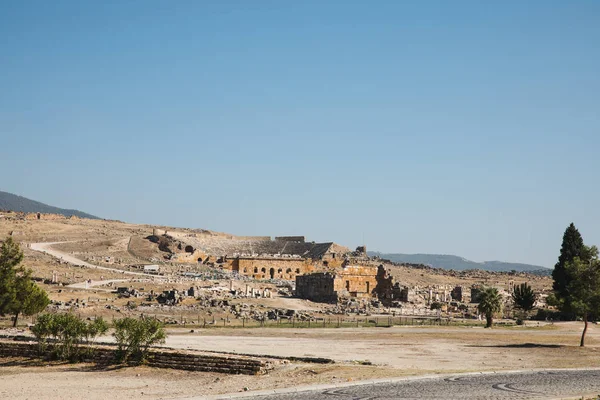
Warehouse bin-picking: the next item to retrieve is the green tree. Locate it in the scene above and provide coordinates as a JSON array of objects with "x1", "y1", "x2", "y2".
[
  {"x1": 0, "y1": 237, "x2": 24, "y2": 315},
  {"x1": 0, "y1": 236, "x2": 49, "y2": 326},
  {"x1": 564, "y1": 254, "x2": 600, "y2": 347},
  {"x1": 512, "y1": 283, "x2": 536, "y2": 314},
  {"x1": 477, "y1": 287, "x2": 503, "y2": 328},
  {"x1": 11, "y1": 270, "x2": 50, "y2": 326},
  {"x1": 113, "y1": 317, "x2": 167, "y2": 364},
  {"x1": 552, "y1": 223, "x2": 585, "y2": 308}
]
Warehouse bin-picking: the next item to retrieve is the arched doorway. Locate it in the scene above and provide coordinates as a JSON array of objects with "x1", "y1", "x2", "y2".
[{"x1": 269, "y1": 268, "x2": 275, "y2": 279}]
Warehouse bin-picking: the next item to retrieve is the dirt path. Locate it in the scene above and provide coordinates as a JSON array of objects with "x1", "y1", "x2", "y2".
[
  {"x1": 30, "y1": 241, "x2": 154, "y2": 277},
  {"x1": 67, "y1": 279, "x2": 129, "y2": 290}
]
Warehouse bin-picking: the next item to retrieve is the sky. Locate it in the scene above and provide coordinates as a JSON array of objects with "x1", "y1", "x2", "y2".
[{"x1": 1, "y1": 1, "x2": 599, "y2": 268}]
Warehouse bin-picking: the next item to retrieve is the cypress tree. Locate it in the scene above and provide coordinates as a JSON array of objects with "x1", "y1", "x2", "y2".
[{"x1": 552, "y1": 223, "x2": 584, "y2": 302}]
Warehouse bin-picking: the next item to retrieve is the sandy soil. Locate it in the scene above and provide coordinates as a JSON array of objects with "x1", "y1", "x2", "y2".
[
  {"x1": 163, "y1": 322, "x2": 600, "y2": 371},
  {"x1": 2, "y1": 323, "x2": 598, "y2": 399},
  {"x1": 0, "y1": 358, "x2": 402, "y2": 400}
]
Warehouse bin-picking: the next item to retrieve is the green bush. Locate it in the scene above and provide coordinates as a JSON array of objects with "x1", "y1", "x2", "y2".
[
  {"x1": 32, "y1": 313, "x2": 109, "y2": 361},
  {"x1": 113, "y1": 317, "x2": 166, "y2": 364}
]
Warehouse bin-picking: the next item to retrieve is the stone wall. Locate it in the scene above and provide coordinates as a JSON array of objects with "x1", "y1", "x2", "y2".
[
  {"x1": 232, "y1": 258, "x2": 315, "y2": 280},
  {"x1": 451, "y1": 286, "x2": 471, "y2": 303},
  {"x1": 333, "y1": 265, "x2": 378, "y2": 298},
  {"x1": 24, "y1": 213, "x2": 67, "y2": 221},
  {"x1": 170, "y1": 249, "x2": 208, "y2": 264},
  {"x1": 296, "y1": 265, "x2": 379, "y2": 303},
  {"x1": 295, "y1": 272, "x2": 337, "y2": 303},
  {"x1": 0, "y1": 341, "x2": 271, "y2": 375},
  {"x1": 373, "y1": 265, "x2": 405, "y2": 306},
  {"x1": 233, "y1": 236, "x2": 272, "y2": 241},
  {"x1": 275, "y1": 236, "x2": 305, "y2": 243}
]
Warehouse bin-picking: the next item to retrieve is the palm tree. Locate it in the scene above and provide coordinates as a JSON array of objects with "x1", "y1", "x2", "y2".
[{"x1": 477, "y1": 287, "x2": 502, "y2": 328}]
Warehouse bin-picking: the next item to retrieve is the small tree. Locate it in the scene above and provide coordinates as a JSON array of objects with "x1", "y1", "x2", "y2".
[
  {"x1": 113, "y1": 317, "x2": 166, "y2": 364},
  {"x1": 0, "y1": 237, "x2": 50, "y2": 326},
  {"x1": 512, "y1": 282, "x2": 536, "y2": 320},
  {"x1": 0, "y1": 237, "x2": 24, "y2": 315},
  {"x1": 564, "y1": 256, "x2": 600, "y2": 347},
  {"x1": 477, "y1": 287, "x2": 502, "y2": 328},
  {"x1": 11, "y1": 270, "x2": 50, "y2": 326}
]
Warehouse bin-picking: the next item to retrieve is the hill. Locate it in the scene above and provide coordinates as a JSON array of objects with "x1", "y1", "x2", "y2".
[
  {"x1": 0, "y1": 190, "x2": 99, "y2": 219},
  {"x1": 369, "y1": 252, "x2": 551, "y2": 274}
]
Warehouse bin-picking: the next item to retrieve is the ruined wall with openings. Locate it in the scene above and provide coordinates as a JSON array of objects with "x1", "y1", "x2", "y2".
[
  {"x1": 296, "y1": 264, "x2": 379, "y2": 303},
  {"x1": 232, "y1": 258, "x2": 315, "y2": 280},
  {"x1": 169, "y1": 249, "x2": 209, "y2": 264},
  {"x1": 332, "y1": 265, "x2": 378, "y2": 298}
]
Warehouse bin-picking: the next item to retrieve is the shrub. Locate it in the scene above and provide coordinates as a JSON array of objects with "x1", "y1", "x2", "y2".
[
  {"x1": 113, "y1": 317, "x2": 166, "y2": 364},
  {"x1": 32, "y1": 313, "x2": 109, "y2": 361}
]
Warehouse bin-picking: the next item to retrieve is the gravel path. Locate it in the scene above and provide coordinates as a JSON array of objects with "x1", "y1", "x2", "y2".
[{"x1": 226, "y1": 369, "x2": 600, "y2": 400}]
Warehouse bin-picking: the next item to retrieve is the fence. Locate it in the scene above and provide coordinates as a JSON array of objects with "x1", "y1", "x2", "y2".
[{"x1": 152, "y1": 315, "x2": 493, "y2": 329}]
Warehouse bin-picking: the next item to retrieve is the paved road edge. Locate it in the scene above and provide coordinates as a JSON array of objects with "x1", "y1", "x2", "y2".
[{"x1": 178, "y1": 367, "x2": 600, "y2": 400}]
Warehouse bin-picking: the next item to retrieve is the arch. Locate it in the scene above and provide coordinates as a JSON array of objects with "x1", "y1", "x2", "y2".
[
  {"x1": 243, "y1": 268, "x2": 247, "y2": 273},
  {"x1": 254, "y1": 267, "x2": 258, "y2": 273},
  {"x1": 286, "y1": 268, "x2": 292, "y2": 274},
  {"x1": 295, "y1": 268, "x2": 300, "y2": 274},
  {"x1": 269, "y1": 268, "x2": 275, "y2": 279},
  {"x1": 261, "y1": 267, "x2": 266, "y2": 273},
  {"x1": 277, "y1": 268, "x2": 282, "y2": 274},
  {"x1": 184, "y1": 245, "x2": 194, "y2": 253}
]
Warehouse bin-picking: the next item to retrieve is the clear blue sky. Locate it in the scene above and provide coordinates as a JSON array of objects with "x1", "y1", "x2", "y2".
[{"x1": 1, "y1": 1, "x2": 599, "y2": 267}]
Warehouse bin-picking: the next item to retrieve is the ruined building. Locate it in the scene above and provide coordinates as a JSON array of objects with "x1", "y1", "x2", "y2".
[
  {"x1": 295, "y1": 264, "x2": 379, "y2": 303},
  {"x1": 158, "y1": 232, "x2": 349, "y2": 281}
]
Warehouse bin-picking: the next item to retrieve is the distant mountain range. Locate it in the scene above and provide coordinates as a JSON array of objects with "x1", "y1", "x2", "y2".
[
  {"x1": 369, "y1": 252, "x2": 551, "y2": 274},
  {"x1": 0, "y1": 190, "x2": 99, "y2": 219}
]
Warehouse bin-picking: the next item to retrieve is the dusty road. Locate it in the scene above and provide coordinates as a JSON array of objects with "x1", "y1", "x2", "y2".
[{"x1": 30, "y1": 241, "x2": 153, "y2": 277}]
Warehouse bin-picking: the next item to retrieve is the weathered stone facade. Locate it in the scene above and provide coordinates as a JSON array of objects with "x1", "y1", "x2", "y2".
[
  {"x1": 295, "y1": 272, "x2": 337, "y2": 303},
  {"x1": 373, "y1": 265, "x2": 406, "y2": 306},
  {"x1": 232, "y1": 257, "x2": 315, "y2": 280},
  {"x1": 295, "y1": 264, "x2": 379, "y2": 303}
]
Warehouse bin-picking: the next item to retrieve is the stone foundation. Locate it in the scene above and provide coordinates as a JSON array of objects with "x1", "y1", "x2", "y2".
[{"x1": 0, "y1": 341, "x2": 271, "y2": 375}]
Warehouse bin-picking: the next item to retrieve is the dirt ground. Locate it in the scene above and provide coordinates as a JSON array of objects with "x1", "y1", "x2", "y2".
[
  {"x1": 163, "y1": 322, "x2": 600, "y2": 371},
  {"x1": 1, "y1": 322, "x2": 599, "y2": 399}
]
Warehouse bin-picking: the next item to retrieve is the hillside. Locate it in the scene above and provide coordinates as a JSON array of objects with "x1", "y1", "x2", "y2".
[
  {"x1": 0, "y1": 190, "x2": 99, "y2": 219},
  {"x1": 370, "y1": 252, "x2": 551, "y2": 274}
]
